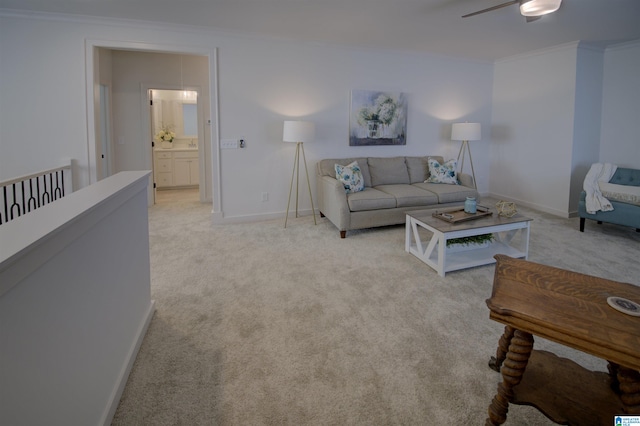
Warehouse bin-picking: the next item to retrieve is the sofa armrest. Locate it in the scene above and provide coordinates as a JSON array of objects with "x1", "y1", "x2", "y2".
[
  {"x1": 458, "y1": 173, "x2": 475, "y2": 189},
  {"x1": 317, "y1": 175, "x2": 351, "y2": 231}
]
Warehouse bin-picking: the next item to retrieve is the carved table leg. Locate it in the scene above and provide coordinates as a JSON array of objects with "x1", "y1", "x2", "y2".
[
  {"x1": 489, "y1": 326, "x2": 515, "y2": 372},
  {"x1": 618, "y1": 366, "x2": 640, "y2": 414},
  {"x1": 486, "y1": 330, "x2": 534, "y2": 426},
  {"x1": 608, "y1": 361, "x2": 620, "y2": 394}
]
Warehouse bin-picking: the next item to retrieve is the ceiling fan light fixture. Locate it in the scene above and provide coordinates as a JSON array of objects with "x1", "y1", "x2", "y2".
[{"x1": 519, "y1": 0, "x2": 562, "y2": 16}]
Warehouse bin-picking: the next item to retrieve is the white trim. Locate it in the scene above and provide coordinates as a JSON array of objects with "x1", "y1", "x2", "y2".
[
  {"x1": 212, "y1": 208, "x2": 317, "y2": 225},
  {"x1": 495, "y1": 41, "x2": 580, "y2": 64},
  {"x1": 211, "y1": 48, "x2": 221, "y2": 215},
  {"x1": 487, "y1": 192, "x2": 570, "y2": 218},
  {"x1": 1, "y1": 8, "x2": 493, "y2": 64},
  {"x1": 605, "y1": 39, "x2": 640, "y2": 53},
  {"x1": 141, "y1": 84, "x2": 206, "y2": 205},
  {"x1": 100, "y1": 300, "x2": 155, "y2": 426},
  {"x1": 0, "y1": 163, "x2": 72, "y2": 187}
]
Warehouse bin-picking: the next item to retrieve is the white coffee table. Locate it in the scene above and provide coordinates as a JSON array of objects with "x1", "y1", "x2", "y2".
[{"x1": 405, "y1": 208, "x2": 532, "y2": 277}]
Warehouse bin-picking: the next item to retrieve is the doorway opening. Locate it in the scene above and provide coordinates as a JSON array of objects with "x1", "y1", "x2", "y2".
[
  {"x1": 149, "y1": 88, "x2": 202, "y2": 205},
  {"x1": 88, "y1": 46, "x2": 217, "y2": 211}
]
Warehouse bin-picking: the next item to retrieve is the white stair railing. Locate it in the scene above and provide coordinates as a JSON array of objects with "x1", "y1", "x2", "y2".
[{"x1": 0, "y1": 162, "x2": 73, "y2": 225}]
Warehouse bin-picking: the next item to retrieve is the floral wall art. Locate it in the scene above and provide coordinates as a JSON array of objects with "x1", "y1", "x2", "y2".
[{"x1": 349, "y1": 89, "x2": 407, "y2": 146}]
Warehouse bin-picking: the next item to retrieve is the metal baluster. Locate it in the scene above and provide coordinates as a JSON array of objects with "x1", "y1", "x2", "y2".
[
  {"x1": 41, "y1": 175, "x2": 50, "y2": 205},
  {"x1": 36, "y1": 177, "x2": 41, "y2": 208},
  {"x1": 60, "y1": 170, "x2": 65, "y2": 197},
  {"x1": 54, "y1": 171, "x2": 62, "y2": 199},
  {"x1": 27, "y1": 178, "x2": 37, "y2": 212},
  {"x1": 21, "y1": 180, "x2": 26, "y2": 216},
  {"x1": 3, "y1": 186, "x2": 7, "y2": 224},
  {"x1": 10, "y1": 183, "x2": 22, "y2": 220}
]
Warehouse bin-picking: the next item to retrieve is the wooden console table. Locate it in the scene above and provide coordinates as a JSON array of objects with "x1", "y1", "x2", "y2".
[{"x1": 485, "y1": 255, "x2": 640, "y2": 425}]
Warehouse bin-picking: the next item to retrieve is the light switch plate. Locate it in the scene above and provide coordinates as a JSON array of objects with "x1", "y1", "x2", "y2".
[{"x1": 221, "y1": 139, "x2": 238, "y2": 149}]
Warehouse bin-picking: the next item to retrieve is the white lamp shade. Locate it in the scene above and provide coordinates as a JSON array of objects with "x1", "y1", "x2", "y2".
[
  {"x1": 283, "y1": 121, "x2": 315, "y2": 143},
  {"x1": 520, "y1": 0, "x2": 562, "y2": 16},
  {"x1": 451, "y1": 123, "x2": 481, "y2": 141}
]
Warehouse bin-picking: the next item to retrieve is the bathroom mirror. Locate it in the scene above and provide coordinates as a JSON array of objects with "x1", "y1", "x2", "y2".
[
  {"x1": 151, "y1": 89, "x2": 198, "y2": 140},
  {"x1": 182, "y1": 103, "x2": 197, "y2": 137}
]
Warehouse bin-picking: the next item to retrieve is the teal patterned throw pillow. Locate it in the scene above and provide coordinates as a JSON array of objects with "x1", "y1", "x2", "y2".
[
  {"x1": 335, "y1": 161, "x2": 365, "y2": 194},
  {"x1": 425, "y1": 158, "x2": 459, "y2": 185}
]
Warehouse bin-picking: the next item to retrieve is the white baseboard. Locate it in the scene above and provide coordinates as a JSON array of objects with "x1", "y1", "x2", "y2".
[
  {"x1": 212, "y1": 209, "x2": 317, "y2": 225},
  {"x1": 101, "y1": 300, "x2": 156, "y2": 426},
  {"x1": 485, "y1": 192, "x2": 571, "y2": 218}
]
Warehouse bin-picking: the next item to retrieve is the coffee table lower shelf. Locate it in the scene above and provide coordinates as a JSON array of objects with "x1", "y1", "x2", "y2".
[{"x1": 409, "y1": 242, "x2": 527, "y2": 276}]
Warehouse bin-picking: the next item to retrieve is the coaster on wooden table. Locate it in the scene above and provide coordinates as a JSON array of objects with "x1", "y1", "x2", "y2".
[{"x1": 607, "y1": 296, "x2": 640, "y2": 317}]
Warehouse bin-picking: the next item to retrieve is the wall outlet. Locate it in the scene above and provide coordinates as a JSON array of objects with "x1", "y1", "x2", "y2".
[
  {"x1": 261, "y1": 192, "x2": 268, "y2": 202},
  {"x1": 221, "y1": 139, "x2": 238, "y2": 149}
]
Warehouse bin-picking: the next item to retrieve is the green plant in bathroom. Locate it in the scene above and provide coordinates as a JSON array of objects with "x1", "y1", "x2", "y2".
[{"x1": 446, "y1": 233, "x2": 494, "y2": 247}]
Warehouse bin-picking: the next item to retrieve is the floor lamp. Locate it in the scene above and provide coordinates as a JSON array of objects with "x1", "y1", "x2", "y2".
[
  {"x1": 283, "y1": 120, "x2": 317, "y2": 228},
  {"x1": 451, "y1": 122, "x2": 481, "y2": 189}
]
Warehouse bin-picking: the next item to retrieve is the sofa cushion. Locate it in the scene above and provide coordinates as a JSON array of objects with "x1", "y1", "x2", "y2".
[
  {"x1": 335, "y1": 161, "x2": 365, "y2": 194},
  {"x1": 406, "y1": 156, "x2": 444, "y2": 184},
  {"x1": 600, "y1": 182, "x2": 640, "y2": 207},
  {"x1": 368, "y1": 157, "x2": 410, "y2": 186},
  {"x1": 346, "y1": 187, "x2": 396, "y2": 212},
  {"x1": 413, "y1": 182, "x2": 477, "y2": 204},
  {"x1": 375, "y1": 184, "x2": 439, "y2": 207},
  {"x1": 405, "y1": 156, "x2": 429, "y2": 184},
  {"x1": 425, "y1": 158, "x2": 459, "y2": 185},
  {"x1": 609, "y1": 168, "x2": 640, "y2": 186},
  {"x1": 318, "y1": 157, "x2": 371, "y2": 187}
]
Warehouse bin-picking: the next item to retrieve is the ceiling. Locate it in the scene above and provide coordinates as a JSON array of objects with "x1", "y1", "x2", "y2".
[{"x1": 2, "y1": 0, "x2": 640, "y2": 61}]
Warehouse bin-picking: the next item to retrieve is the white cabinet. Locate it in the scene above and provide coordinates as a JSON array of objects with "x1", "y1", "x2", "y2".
[
  {"x1": 154, "y1": 149, "x2": 199, "y2": 188},
  {"x1": 173, "y1": 151, "x2": 199, "y2": 186},
  {"x1": 155, "y1": 152, "x2": 173, "y2": 188}
]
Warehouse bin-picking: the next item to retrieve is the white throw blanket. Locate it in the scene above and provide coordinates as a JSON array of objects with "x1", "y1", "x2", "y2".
[{"x1": 584, "y1": 163, "x2": 617, "y2": 214}]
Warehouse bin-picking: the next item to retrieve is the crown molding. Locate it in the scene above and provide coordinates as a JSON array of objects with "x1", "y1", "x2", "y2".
[
  {"x1": 495, "y1": 41, "x2": 581, "y2": 63},
  {"x1": 0, "y1": 7, "x2": 494, "y2": 64},
  {"x1": 605, "y1": 38, "x2": 640, "y2": 52}
]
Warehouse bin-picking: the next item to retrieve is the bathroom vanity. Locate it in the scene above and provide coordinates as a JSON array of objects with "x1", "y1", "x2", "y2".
[{"x1": 154, "y1": 147, "x2": 199, "y2": 188}]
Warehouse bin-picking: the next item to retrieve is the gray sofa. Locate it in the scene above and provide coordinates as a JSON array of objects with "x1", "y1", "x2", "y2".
[
  {"x1": 316, "y1": 156, "x2": 478, "y2": 237},
  {"x1": 578, "y1": 167, "x2": 640, "y2": 232}
]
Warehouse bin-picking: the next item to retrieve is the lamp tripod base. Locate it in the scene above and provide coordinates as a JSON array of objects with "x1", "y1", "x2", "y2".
[
  {"x1": 457, "y1": 140, "x2": 477, "y2": 190},
  {"x1": 285, "y1": 142, "x2": 317, "y2": 228}
]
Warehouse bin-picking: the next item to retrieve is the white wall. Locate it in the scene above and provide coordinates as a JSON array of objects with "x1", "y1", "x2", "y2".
[
  {"x1": 569, "y1": 45, "x2": 604, "y2": 214},
  {"x1": 215, "y1": 38, "x2": 495, "y2": 219},
  {"x1": 490, "y1": 43, "x2": 580, "y2": 217},
  {"x1": 3, "y1": 12, "x2": 636, "y2": 222},
  {"x1": 0, "y1": 15, "x2": 92, "y2": 185},
  {"x1": 0, "y1": 12, "x2": 493, "y2": 222},
  {"x1": 600, "y1": 40, "x2": 640, "y2": 168},
  {"x1": 491, "y1": 40, "x2": 638, "y2": 217}
]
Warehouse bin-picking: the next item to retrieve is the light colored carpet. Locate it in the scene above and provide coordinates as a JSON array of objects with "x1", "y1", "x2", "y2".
[{"x1": 112, "y1": 190, "x2": 640, "y2": 425}]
